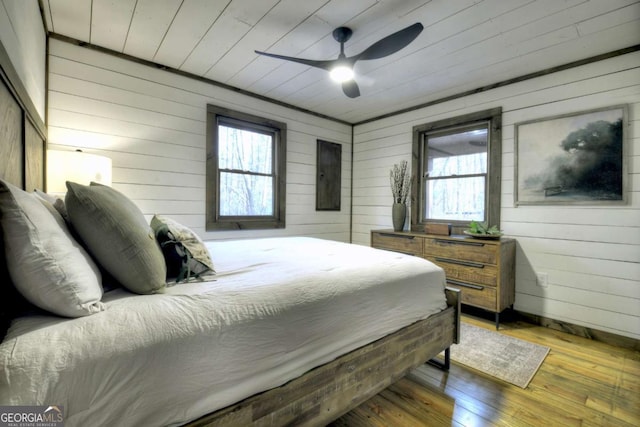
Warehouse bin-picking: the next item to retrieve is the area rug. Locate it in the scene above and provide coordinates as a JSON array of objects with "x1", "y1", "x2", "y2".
[{"x1": 450, "y1": 323, "x2": 550, "y2": 388}]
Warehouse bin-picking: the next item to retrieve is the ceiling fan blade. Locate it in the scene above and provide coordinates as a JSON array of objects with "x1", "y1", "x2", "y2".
[
  {"x1": 342, "y1": 79, "x2": 360, "y2": 98},
  {"x1": 355, "y1": 22, "x2": 423, "y2": 61},
  {"x1": 254, "y1": 50, "x2": 335, "y2": 71}
]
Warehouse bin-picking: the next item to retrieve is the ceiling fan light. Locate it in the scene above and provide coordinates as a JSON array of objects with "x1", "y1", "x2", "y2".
[{"x1": 330, "y1": 65, "x2": 354, "y2": 82}]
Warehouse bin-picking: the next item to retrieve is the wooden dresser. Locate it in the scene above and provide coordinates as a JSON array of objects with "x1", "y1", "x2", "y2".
[{"x1": 371, "y1": 230, "x2": 515, "y2": 329}]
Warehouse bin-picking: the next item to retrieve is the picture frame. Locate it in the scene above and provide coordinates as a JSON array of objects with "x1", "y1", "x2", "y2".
[{"x1": 514, "y1": 105, "x2": 627, "y2": 206}]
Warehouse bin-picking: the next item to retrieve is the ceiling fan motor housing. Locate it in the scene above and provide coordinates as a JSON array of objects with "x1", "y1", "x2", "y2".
[{"x1": 332, "y1": 27, "x2": 353, "y2": 44}]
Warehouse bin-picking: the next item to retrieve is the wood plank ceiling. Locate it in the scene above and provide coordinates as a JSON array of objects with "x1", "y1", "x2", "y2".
[{"x1": 41, "y1": 0, "x2": 640, "y2": 124}]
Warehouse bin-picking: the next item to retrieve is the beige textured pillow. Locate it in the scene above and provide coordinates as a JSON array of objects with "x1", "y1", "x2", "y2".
[
  {"x1": 0, "y1": 180, "x2": 104, "y2": 317},
  {"x1": 151, "y1": 215, "x2": 215, "y2": 282},
  {"x1": 65, "y1": 182, "x2": 166, "y2": 294}
]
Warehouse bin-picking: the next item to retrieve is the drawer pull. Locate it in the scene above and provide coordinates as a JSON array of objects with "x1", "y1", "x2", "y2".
[
  {"x1": 435, "y1": 238, "x2": 484, "y2": 247},
  {"x1": 447, "y1": 279, "x2": 484, "y2": 290},
  {"x1": 379, "y1": 233, "x2": 414, "y2": 240},
  {"x1": 435, "y1": 257, "x2": 484, "y2": 268}
]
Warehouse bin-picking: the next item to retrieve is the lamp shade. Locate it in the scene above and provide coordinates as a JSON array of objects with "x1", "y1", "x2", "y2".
[{"x1": 47, "y1": 150, "x2": 112, "y2": 194}]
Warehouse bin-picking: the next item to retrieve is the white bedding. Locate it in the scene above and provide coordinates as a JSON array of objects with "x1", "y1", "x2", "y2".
[{"x1": 0, "y1": 237, "x2": 446, "y2": 427}]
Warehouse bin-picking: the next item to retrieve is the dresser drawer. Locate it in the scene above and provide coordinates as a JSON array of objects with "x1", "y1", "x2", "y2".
[
  {"x1": 423, "y1": 237, "x2": 497, "y2": 264},
  {"x1": 426, "y1": 256, "x2": 498, "y2": 287},
  {"x1": 371, "y1": 232, "x2": 423, "y2": 256},
  {"x1": 446, "y1": 280, "x2": 497, "y2": 311}
]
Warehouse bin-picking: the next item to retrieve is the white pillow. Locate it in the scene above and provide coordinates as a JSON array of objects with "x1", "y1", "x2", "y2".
[
  {"x1": 34, "y1": 189, "x2": 69, "y2": 222},
  {"x1": 0, "y1": 180, "x2": 104, "y2": 317}
]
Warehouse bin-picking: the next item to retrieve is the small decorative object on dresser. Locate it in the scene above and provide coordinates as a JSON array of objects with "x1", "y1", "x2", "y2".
[
  {"x1": 425, "y1": 222, "x2": 452, "y2": 236},
  {"x1": 390, "y1": 160, "x2": 411, "y2": 231},
  {"x1": 391, "y1": 203, "x2": 406, "y2": 232},
  {"x1": 463, "y1": 220, "x2": 503, "y2": 239},
  {"x1": 371, "y1": 229, "x2": 515, "y2": 329}
]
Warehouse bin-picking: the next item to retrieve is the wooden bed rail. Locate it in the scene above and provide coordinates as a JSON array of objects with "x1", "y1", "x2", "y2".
[{"x1": 445, "y1": 286, "x2": 461, "y2": 344}]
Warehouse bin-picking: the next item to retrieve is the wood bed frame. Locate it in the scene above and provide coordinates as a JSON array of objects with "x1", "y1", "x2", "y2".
[{"x1": 1, "y1": 61, "x2": 461, "y2": 427}]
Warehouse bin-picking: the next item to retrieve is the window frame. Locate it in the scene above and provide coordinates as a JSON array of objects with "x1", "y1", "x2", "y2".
[
  {"x1": 206, "y1": 104, "x2": 286, "y2": 231},
  {"x1": 411, "y1": 107, "x2": 502, "y2": 234}
]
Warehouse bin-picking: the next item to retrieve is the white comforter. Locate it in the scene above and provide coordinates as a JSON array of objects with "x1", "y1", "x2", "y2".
[{"x1": 0, "y1": 237, "x2": 446, "y2": 427}]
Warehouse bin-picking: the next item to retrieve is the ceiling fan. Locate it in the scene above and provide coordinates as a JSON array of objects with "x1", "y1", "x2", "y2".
[{"x1": 254, "y1": 22, "x2": 424, "y2": 98}]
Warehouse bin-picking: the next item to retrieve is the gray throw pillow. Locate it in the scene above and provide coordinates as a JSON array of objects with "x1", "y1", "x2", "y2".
[
  {"x1": 0, "y1": 180, "x2": 104, "y2": 317},
  {"x1": 65, "y1": 182, "x2": 166, "y2": 294}
]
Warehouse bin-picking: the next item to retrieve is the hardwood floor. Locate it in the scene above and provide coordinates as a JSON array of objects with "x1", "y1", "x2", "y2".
[{"x1": 330, "y1": 315, "x2": 640, "y2": 426}]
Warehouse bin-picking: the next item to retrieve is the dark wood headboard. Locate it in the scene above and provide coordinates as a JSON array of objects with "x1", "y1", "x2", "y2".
[
  {"x1": 1, "y1": 54, "x2": 46, "y2": 336},
  {"x1": 0, "y1": 76, "x2": 45, "y2": 190},
  {"x1": 0, "y1": 76, "x2": 24, "y2": 187}
]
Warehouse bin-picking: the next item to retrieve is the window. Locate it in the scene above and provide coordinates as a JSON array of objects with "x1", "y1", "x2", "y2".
[
  {"x1": 206, "y1": 105, "x2": 286, "y2": 230},
  {"x1": 412, "y1": 108, "x2": 502, "y2": 233},
  {"x1": 424, "y1": 123, "x2": 488, "y2": 221}
]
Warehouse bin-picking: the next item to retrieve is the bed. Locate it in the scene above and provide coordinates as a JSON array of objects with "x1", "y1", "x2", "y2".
[
  {"x1": 1, "y1": 236, "x2": 459, "y2": 426},
  {"x1": 0, "y1": 71, "x2": 460, "y2": 427}
]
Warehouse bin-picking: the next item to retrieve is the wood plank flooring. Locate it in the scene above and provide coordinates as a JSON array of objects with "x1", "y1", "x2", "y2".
[{"x1": 330, "y1": 315, "x2": 640, "y2": 426}]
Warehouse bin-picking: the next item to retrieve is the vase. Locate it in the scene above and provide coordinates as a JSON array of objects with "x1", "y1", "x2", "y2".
[{"x1": 392, "y1": 203, "x2": 406, "y2": 231}]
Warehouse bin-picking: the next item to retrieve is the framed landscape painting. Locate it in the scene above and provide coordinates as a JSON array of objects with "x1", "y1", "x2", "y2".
[{"x1": 514, "y1": 105, "x2": 627, "y2": 205}]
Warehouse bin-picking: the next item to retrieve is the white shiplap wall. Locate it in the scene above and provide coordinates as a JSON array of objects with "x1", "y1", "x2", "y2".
[
  {"x1": 352, "y1": 52, "x2": 640, "y2": 340},
  {"x1": 0, "y1": 0, "x2": 45, "y2": 120},
  {"x1": 47, "y1": 38, "x2": 352, "y2": 242}
]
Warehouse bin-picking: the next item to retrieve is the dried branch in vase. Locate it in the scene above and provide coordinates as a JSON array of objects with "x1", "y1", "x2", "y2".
[{"x1": 390, "y1": 160, "x2": 411, "y2": 204}]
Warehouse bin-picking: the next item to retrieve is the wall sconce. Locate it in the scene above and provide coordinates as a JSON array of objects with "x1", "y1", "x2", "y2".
[{"x1": 46, "y1": 149, "x2": 112, "y2": 194}]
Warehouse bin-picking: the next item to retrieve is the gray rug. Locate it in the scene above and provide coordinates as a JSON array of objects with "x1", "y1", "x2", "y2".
[{"x1": 450, "y1": 323, "x2": 550, "y2": 388}]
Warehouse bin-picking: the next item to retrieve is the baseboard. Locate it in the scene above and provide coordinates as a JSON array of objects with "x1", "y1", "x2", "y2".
[
  {"x1": 459, "y1": 305, "x2": 639, "y2": 351},
  {"x1": 514, "y1": 311, "x2": 639, "y2": 352}
]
